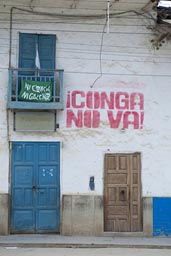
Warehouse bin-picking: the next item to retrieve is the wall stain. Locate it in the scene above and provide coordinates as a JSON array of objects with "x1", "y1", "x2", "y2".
[
  {"x1": 70, "y1": 0, "x2": 79, "y2": 9},
  {"x1": 58, "y1": 129, "x2": 102, "y2": 141},
  {"x1": 140, "y1": 143, "x2": 153, "y2": 149}
]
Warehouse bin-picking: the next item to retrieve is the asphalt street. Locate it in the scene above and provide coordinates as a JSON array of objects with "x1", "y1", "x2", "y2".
[{"x1": 0, "y1": 248, "x2": 171, "y2": 256}]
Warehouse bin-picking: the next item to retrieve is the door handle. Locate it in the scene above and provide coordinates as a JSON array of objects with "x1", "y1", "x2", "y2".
[
  {"x1": 38, "y1": 190, "x2": 44, "y2": 194},
  {"x1": 120, "y1": 189, "x2": 127, "y2": 201},
  {"x1": 32, "y1": 185, "x2": 36, "y2": 190},
  {"x1": 36, "y1": 186, "x2": 44, "y2": 193}
]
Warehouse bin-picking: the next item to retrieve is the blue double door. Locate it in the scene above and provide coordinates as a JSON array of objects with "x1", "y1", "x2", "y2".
[{"x1": 11, "y1": 142, "x2": 60, "y2": 233}]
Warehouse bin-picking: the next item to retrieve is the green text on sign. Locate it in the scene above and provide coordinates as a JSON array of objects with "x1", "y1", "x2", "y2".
[{"x1": 19, "y1": 80, "x2": 53, "y2": 102}]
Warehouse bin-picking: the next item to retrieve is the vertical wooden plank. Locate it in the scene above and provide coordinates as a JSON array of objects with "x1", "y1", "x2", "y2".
[{"x1": 130, "y1": 153, "x2": 142, "y2": 232}]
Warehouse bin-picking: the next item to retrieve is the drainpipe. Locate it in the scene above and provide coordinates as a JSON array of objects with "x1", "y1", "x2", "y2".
[{"x1": 9, "y1": 7, "x2": 15, "y2": 68}]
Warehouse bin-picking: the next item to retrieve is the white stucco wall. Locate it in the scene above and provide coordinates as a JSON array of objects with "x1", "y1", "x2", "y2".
[{"x1": 0, "y1": 0, "x2": 171, "y2": 197}]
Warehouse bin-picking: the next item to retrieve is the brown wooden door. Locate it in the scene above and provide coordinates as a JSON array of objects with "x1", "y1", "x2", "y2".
[{"x1": 104, "y1": 153, "x2": 142, "y2": 232}]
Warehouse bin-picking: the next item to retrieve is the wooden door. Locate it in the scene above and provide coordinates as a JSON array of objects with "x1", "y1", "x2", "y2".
[{"x1": 104, "y1": 153, "x2": 142, "y2": 232}]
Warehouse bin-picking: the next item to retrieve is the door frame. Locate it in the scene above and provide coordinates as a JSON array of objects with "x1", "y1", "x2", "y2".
[
  {"x1": 103, "y1": 152, "x2": 143, "y2": 232},
  {"x1": 10, "y1": 141, "x2": 61, "y2": 234}
]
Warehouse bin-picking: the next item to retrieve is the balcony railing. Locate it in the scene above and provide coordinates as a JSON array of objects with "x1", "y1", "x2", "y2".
[{"x1": 8, "y1": 68, "x2": 64, "y2": 110}]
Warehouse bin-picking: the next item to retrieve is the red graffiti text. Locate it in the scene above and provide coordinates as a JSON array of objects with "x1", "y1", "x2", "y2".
[{"x1": 66, "y1": 90, "x2": 144, "y2": 129}]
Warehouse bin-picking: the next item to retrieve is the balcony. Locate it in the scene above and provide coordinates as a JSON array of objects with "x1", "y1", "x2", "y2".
[{"x1": 8, "y1": 68, "x2": 64, "y2": 110}]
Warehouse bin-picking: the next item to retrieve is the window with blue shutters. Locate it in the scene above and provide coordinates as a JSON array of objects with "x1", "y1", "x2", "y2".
[
  {"x1": 8, "y1": 33, "x2": 64, "y2": 109},
  {"x1": 19, "y1": 33, "x2": 56, "y2": 71},
  {"x1": 18, "y1": 33, "x2": 56, "y2": 102}
]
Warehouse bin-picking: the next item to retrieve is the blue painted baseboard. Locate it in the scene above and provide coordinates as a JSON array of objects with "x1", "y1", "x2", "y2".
[{"x1": 153, "y1": 197, "x2": 171, "y2": 236}]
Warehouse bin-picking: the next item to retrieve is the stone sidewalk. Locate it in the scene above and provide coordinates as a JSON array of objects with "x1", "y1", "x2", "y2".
[{"x1": 0, "y1": 235, "x2": 171, "y2": 249}]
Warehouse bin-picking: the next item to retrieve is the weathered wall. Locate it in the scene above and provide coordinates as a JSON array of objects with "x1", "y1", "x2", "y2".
[
  {"x1": 0, "y1": 0, "x2": 171, "y2": 235},
  {"x1": 143, "y1": 197, "x2": 153, "y2": 236},
  {"x1": 0, "y1": 194, "x2": 9, "y2": 235},
  {"x1": 62, "y1": 194, "x2": 103, "y2": 236}
]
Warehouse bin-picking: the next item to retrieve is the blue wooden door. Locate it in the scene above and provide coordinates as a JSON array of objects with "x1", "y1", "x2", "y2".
[{"x1": 11, "y1": 142, "x2": 60, "y2": 233}]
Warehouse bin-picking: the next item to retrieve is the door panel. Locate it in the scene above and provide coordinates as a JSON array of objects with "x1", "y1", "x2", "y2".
[
  {"x1": 104, "y1": 154, "x2": 130, "y2": 232},
  {"x1": 130, "y1": 153, "x2": 142, "y2": 231},
  {"x1": 11, "y1": 142, "x2": 60, "y2": 233},
  {"x1": 11, "y1": 143, "x2": 35, "y2": 231},
  {"x1": 104, "y1": 153, "x2": 142, "y2": 232}
]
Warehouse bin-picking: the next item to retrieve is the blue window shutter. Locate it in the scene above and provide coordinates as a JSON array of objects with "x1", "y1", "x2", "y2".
[
  {"x1": 19, "y1": 33, "x2": 36, "y2": 69},
  {"x1": 19, "y1": 34, "x2": 56, "y2": 70},
  {"x1": 38, "y1": 35, "x2": 56, "y2": 70}
]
